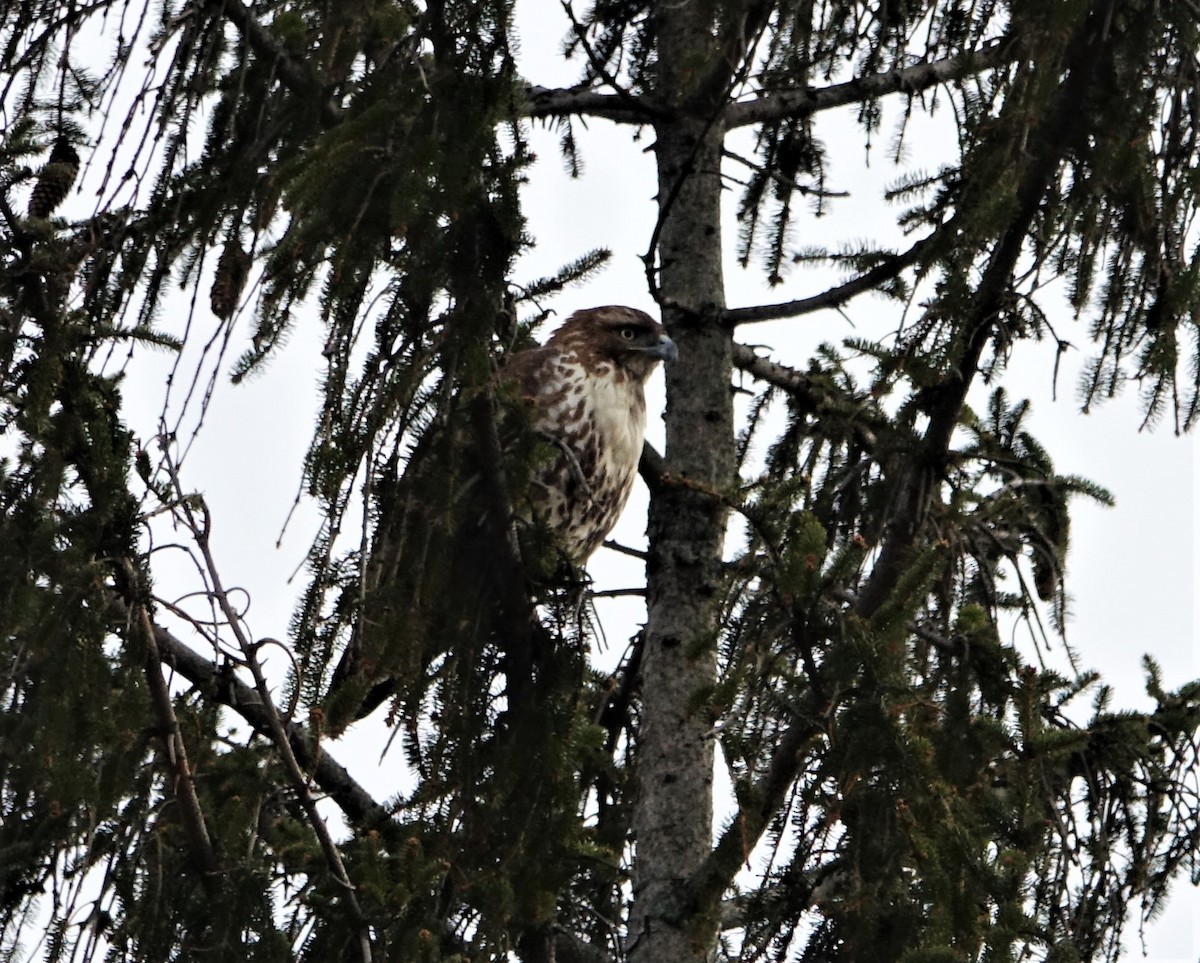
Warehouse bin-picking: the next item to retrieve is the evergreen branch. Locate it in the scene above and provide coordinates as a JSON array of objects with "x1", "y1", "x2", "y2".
[
  {"x1": 558, "y1": 0, "x2": 657, "y2": 122},
  {"x1": 724, "y1": 35, "x2": 1017, "y2": 129},
  {"x1": 201, "y1": 0, "x2": 343, "y2": 128},
  {"x1": 722, "y1": 230, "x2": 936, "y2": 325},
  {"x1": 688, "y1": 699, "x2": 826, "y2": 921},
  {"x1": 722, "y1": 147, "x2": 850, "y2": 200},
  {"x1": 522, "y1": 84, "x2": 662, "y2": 123},
  {"x1": 551, "y1": 931, "x2": 613, "y2": 963},
  {"x1": 854, "y1": 0, "x2": 1118, "y2": 620},
  {"x1": 464, "y1": 390, "x2": 553, "y2": 706},
  {"x1": 0, "y1": 194, "x2": 53, "y2": 333},
  {"x1": 731, "y1": 343, "x2": 882, "y2": 451}
]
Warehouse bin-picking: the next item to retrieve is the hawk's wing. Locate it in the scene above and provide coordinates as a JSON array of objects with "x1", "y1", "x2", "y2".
[{"x1": 324, "y1": 361, "x2": 562, "y2": 732}]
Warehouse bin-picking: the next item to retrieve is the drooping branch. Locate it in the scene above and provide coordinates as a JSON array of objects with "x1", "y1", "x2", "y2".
[
  {"x1": 691, "y1": 0, "x2": 777, "y2": 111},
  {"x1": 724, "y1": 36, "x2": 1017, "y2": 129},
  {"x1": 853, "y1": 0, "x2": 1117, "y2": 619}
]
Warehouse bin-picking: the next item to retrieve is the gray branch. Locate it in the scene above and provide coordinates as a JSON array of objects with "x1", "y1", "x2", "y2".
[
  {"x1": 722, "y1": 231, "x2": 936, "y2": 325},
  {"x1": 724, "y1": 37, "x2": 1017, "y2": 129}
]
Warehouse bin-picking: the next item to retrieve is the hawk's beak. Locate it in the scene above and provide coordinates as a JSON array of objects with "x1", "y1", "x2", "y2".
[{"x1": 648, "y1": 334, "x2": 678, "y2": 363}]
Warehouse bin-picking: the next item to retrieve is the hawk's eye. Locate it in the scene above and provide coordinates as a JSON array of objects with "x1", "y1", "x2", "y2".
[{"x1": 619, "y1": 327, "x2": 638, "y2": 341}]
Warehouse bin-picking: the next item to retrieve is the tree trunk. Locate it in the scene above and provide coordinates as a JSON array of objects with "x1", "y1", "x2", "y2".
[{"x1": 627, "y1": 7, "x2": 732, "y2": 959}]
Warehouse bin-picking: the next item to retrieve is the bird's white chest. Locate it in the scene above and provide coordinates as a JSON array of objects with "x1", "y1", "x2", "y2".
[{"x1": 581, "y1": 368, "x2": 647, "y2": 474}]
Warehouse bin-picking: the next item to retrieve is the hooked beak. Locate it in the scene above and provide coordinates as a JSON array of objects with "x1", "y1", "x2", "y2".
[{"x1": 646, "y1": 334, "x2": 678, "y2": 363}]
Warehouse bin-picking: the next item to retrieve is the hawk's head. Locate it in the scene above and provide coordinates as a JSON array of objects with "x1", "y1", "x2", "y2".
[{"x1": 550, "y1": 306, "x2": 677, "y2": 381}]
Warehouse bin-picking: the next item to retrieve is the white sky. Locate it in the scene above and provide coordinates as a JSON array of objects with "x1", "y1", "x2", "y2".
[{"x1": 101, "y1": 4, "x2": 1200, "y2": 959}]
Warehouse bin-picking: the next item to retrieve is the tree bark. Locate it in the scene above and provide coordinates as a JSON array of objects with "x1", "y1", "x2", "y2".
[{"x1": 626, "y1": 5, "x2": 732, "y2": 961}]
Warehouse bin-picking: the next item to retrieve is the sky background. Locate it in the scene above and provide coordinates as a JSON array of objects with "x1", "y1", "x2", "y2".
[{"x1": 98, "y1": 5, "x2": 1200, "y2": 958}]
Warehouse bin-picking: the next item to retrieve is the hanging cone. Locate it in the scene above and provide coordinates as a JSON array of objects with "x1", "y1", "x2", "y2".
[
  {"x1": 28, "y1": 138, "x2": 80, "y2": 219},
  {"x1": 210, "y1": 238, "x2": 251, "y2": 320}
]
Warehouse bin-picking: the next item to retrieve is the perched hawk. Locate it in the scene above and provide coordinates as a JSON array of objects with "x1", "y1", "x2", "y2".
[
  {"x1": 499, "y1": 305, "x2": 677, "y2": 561},
  {"x1": 325, "y1": 305, "x2": 676, "y2": 728}
]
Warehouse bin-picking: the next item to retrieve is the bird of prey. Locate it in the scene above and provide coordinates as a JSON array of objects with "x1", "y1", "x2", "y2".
[{"x1": 325, "y1": 305, "x2": 676, "y2": 730}]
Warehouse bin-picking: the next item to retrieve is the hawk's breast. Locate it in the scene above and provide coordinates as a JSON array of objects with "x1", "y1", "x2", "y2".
[{"x1": 532, "y1": 353, "x2": 647, "y2": 562}]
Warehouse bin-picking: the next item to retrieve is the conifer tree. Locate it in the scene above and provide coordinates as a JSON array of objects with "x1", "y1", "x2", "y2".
[{"x1": 1, "y1": 1, "x2": 1198, "y2": 962}]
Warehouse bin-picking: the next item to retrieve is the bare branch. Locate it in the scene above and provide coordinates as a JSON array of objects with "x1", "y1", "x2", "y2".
[
  {"x1": 159, "y1": 447, "x2": 372, "y2": 960},
  {"x1": 724, "y1": 36, "x2": 1017, "y2": 129},
  {"x1": 590, "y1": 587, "x2": 647, "y2": 599},
  {"x1": 731, "y1": 342, "x2": 814, "y2": 394},
  {"x1": 134, "y1": 576, "x2": 219, "y2": 878},
  {"x1": 522, "y1": 84, "x2": 661, "y2": 123},
  {"x1": 602, "y1": 539, "x2": 647, "y2": 561},
  {"x1": 186, "y1": 507, "x2": 372, "y2": 961},
  {"x1": 722, "y1": 230, "x2": 937, "y2": 325},
  {"x1": 152, "y1": 623, "x2": 389, "y2": 828}
]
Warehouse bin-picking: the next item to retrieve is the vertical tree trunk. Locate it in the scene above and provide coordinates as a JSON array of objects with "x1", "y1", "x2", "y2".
[{"x1": 627, "y1": 6, "x2": 732, "y2": 959}]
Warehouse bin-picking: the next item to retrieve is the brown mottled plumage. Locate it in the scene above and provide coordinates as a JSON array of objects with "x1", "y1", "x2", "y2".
[
  {"x1": 504, "y1": 305, "x2": 676, "y2": 561},
  {"x1": 325, "y1": 306, "x2": 675, "y2": 728}
]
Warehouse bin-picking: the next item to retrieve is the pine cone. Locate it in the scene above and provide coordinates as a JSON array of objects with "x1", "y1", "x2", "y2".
[
  {"x1": 210, "y1": 239, "x2": 251, "y2": 320},
  {"x1": 1032, "y1": 552, "x2": 1059, "y2": 603},
  {"x1": 27, "y1": 138, "x2": 80, "y2": 219}
]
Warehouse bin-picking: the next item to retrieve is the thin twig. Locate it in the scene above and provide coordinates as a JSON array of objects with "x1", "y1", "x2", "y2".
[
  {"x1": 602, "y1": 540, "x2": 647, "y2": 561},
  {"x1": 721, "y1": 148, "x2": 851, "y2": 199},
  {"x1": 129, "y1": 563, "x2": 219, "y2": 878},
  {"x1": 160, "y1": 449, "x2": 373, "y2": 962}
]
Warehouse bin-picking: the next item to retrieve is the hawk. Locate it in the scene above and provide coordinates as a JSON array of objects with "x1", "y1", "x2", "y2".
[{"x1": 325, "y1": 305, "x2": 676, "y2": 729}]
